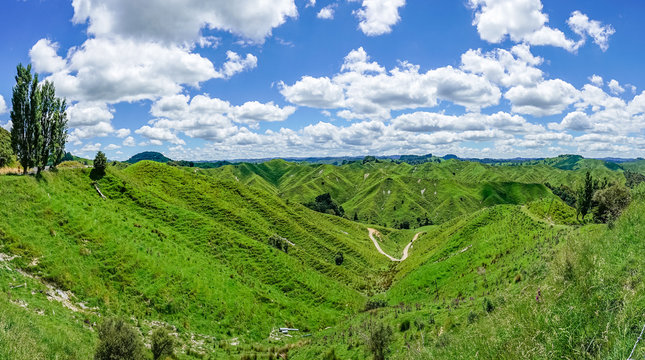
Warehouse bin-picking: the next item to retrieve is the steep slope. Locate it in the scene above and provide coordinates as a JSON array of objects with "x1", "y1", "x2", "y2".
[
  {"x1": 207, "y1": 159, "x2": 610, "y2": 227},
  {"x1": 0, "y1": 162, "x2": 391, "y2": 358}
]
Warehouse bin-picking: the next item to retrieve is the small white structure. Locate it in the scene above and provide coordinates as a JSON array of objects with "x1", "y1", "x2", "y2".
[{"x1": 279, "y1": 328, "x2": 299, "y2": 334}]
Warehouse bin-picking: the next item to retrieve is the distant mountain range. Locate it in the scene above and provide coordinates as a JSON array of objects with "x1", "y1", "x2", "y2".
[{"x1": 125, "y1": 151, "x2": 644, "y2": 168}]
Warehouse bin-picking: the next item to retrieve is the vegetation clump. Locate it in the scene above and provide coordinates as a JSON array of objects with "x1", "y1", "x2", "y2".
[
  {"x1": 268, "y1": 234, "x2": 290, "y2": 253},
  {"x1": 151, "y1": 327, "x2": 175, "y2": 360},
  {"x1": 305, "y1": 193, "x2": 345, "y2": 217},
  {"x1": 592, "y1": 184, "x2": 631, "y2": 224},
  {"x1": 363, "y1": 321, "x2": 393, "y2": 360},
  {"x1": 93, "y1": 151, "x2": 108, "y2": 176},
  {"x1": 94, "y1": 318, "x2": 146, "y2": 360},
  {"x1": 0, "y1": 127, "x2": 14, "y2": 168}
]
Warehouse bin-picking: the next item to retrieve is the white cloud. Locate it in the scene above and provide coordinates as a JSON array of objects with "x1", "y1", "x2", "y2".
[
  {"x1": 67, "y1": 102, "x2": 113, "y2": 127},
  {"x1": 281, "y1": 48, "x2": 501, "y2": 119},
  {"x1": 230, "y1": 101, "x2": 296, "y2": 125},
  {"x1": 38, "y1": 38, "x2": 217, "y2": 104},
  {"x1": 306, "y1": 0, "x2": 316, "y2": 8},
  {"x1": 461, "y1": 46, "x2": 544, "y2": 88},
  {"x1": 123, "y1": 136, "x2": 136, "y2": 147},
  {"x1": 216, "y1": 51, "x2": 258, "y2": 79},
  {"x1": 589, "y1": 74, "x2": 604, "y2": 87},
  {"x1": 71, "y1": 0, "x2": 298, "y2": 43},
  {"x1": 80, "y1": 143, "x2": 102, "y2": 153},
  {"x1": 549, "y1": 111, "x2": 592, "y2": 131},
  {"x1": 105, "y1": 144, "x2": 121, "y2": 151},
  {"x1": 0, "y1": 95, "x2": 6, "y2": 114},
  {"x1": 115, "y1": 128, "x2": 131, "y2": 138},
  {"x1": 567, "y1": 11, "x2": 615, "y2": 52},
  {"x1": 355, "y1": 0, "x2": 406, "y2": 36},
  {"x1": 505, "y1": 79, "x2": 579, "y2": 116},
  {"x1": 29, "y1": 39, "x2": 67, "y2": 74},
  {"x1": 469, "y1": 0, "x2": 612, "y2": 52},
  {"x1": 135, "y1": 126, "x2": 185, "y2": 145},
  {"x1": 317, "y1": 5, "x2": 335, "y2": 20},
  {"x1": 145, "y1": 94, "x2": 296, "y2": 143},
  {"x1": 608, "y1": 79, "x2": 625, "y2": 95},
  {"x1": 280, "y1": 76, "x2": 345, "y2": 108}
]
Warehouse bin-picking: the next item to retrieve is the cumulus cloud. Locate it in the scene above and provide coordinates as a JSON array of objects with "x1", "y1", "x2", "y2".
[
  {"x1": 30, "y1": 39, "x2": 67, "y2": 74},
  {"x1": 608, "y1": 79, "x2": 625, "y2": 95},
  {"x1": 115, "y1": 128, "x2": 131, "y2": 138},
  {"x1": 0, "y1": 95, "x2": 6, "y2": 114},
  {"x1": 122, "y1": 136, "x2": 136, "y2": 147},
  {"x1": 469, "y1": 0, "x2": 613, "y2": 52},
  {"x1": 281, "y1": 47, "x2": 501, "y2": 119},
  {"x1": 105, "y1": 144, "x2": 121, "y2": 151},
  {"x1": 549, "y1": 111, "x2": 592, "y2": 131},
  {"x1": 567, "y1": 10, "x2": 615, "y2": 51},
  {"x1": 355, "y1": 0, "x2": 406, "y2": 36},
  {"x1": 216, "y1": 51, "x2": 258, "y2": 79},
  {"x1": 589, "y1": 74, "x2": 604, "y2": 87},
  {"x1": 71, "y1": 0, "x2": 298, "y2": 43},
  {"x1": 461, "y1": 45, "x2": 544, "y2": 88},
  {"x1": 280, "y1": 76, "x2": 346, "y2": 109},
  {"x1": 505, "y1": 79, "x2": 579, "y2": 116},
  {"x1": 35, "y1": 38, "x2": 217, "y2": 104},
  {"x1": 142, "y1": 94, "x2": 296, "y2": 143},
  {"x1": 135, "y1": 126, "x2": 186, "y2": 145},
  {"x1": 317, "y1": 5, "x2": 336, "y2": 20}
]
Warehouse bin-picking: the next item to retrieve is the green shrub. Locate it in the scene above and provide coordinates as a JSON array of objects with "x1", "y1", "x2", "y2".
[
  {"x1": 94, "y1": 318, "x2": 146, "y2": 360},
  {"x1": 399, "y1": 319, "x2": 410, "y2": 332},
  {"x1": 482, "y1": 298, "x2": 494, "y2": 313},
  {"x1": 592, "y1": 184, "x2": 631, "y2": 224},
  {"x1": 335, "y1": 252, "x2": 344, "y2": 265},
  {"x1": 365, "y1": 299, "x2": 387, "y2": 311},
  {"x1": 94, "y1": 151, "x2": 108, "y2": 174},
  {"x1": 364, "y1": 321, "x2": 393, "y2": 360},
  {"x1": 151, "y1": 327, "x2": 175, "y2": 360}
]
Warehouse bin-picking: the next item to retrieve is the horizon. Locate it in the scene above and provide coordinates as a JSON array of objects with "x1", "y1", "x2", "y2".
[
  {"x1": 120, "y1": 150, "x2": 644, "y2": 164},
  {"x1": 1, "y1": 1, "x2": 644, "y2": 161}
]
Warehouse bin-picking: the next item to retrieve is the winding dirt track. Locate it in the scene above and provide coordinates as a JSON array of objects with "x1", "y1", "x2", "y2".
[{"x1": 367, "y1": 228, "x2": 422, "y2": 262}]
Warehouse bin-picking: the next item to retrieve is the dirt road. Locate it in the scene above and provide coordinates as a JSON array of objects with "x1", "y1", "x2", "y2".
[{"x1": 367, "y1": 228, "x2": 422, "y2": 262}]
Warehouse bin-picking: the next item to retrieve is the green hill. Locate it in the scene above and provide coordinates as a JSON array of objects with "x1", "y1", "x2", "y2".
[
  {"x1": 0, "y1": 158, "x2": 640, "y2": 359},
  {"x1": 126, "y1": 151, "x2": 173, "y2": 164},
  {"x1": 0, "y1": 161, "x2": 390, "y2": 358},
  {"x1": 205, "y1": 158, "x2": 622, "y2": 228}
]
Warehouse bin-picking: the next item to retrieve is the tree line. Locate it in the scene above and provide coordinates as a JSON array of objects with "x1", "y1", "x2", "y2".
[{"x1": 9, "y1": 64, "x2": 68, "y2": 174}]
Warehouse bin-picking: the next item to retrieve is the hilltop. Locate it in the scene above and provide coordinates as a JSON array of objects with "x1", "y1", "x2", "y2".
[{"x1": 126, "y1": 151, "x2": 173, "y2": 164}]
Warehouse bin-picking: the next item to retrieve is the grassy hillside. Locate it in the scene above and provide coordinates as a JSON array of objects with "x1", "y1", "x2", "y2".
[
  {"x1": 289, "y1": 192, "x2": 645, "y2": 359},
  {"x1": 0, "y1": 162, "x2": 392, "y2": 358},
  {"x1": 206, "y1": 158, "x2": 622, "y2": 227},
  {"x1": 0, "y1": 158, "x2": 639, "y2": 359}
]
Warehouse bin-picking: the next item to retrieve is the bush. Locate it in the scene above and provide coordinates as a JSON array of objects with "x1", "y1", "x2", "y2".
[
  {"x1": 0, "y1": 127, "x2": 14, "y2": 168},
  {"x1": 335, "y1": 252, "x2": 344, "y2": 265},
  {"x1": 94, "y1": 318, "x2": 146, "y2": 360},
  {"x1": 304, "y1": 193, "x2": 345, "y2": 217},
  {"x1": 365, "y1": 299, "x2": 387, "y2": 311},
  {"x1": 268, "y1": 234, "x2": 289, "y2": 253},
  {"x1": 151, "y1": 327, "x2": 175, "y2": 360},
  {"x1": 399, "y1": 319, "x2": 410, "y2": 332},
  {"x1": 592, "y1": 184, "x2": 631, "y2": 224},
  {"x1": 364, "y1": 321, "x2": 393, "y2": 360},
  {"x1": 92, "y1": 151, "x2": 108, "y2": 179},
  {"x1": 483, "y1": 298, "x2": 494, "y2": 313}
]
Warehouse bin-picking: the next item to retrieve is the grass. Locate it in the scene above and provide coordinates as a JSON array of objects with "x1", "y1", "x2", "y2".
[{"x1": 0, "y1": 158, "x2": 642, "y2": 359}]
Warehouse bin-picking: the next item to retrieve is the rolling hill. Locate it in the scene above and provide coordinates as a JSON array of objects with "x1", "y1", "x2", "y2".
[{"x1": 0, "y1": 157, "x2": 642, "y2": 359}]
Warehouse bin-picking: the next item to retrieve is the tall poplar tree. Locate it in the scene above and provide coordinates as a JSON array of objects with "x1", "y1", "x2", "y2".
[
  {"x1": 10, "y1": 64, "x2": 68, "y2": 174},
  {"x1": 10, "y1": 64, "x2": 36, "y2": 174}
]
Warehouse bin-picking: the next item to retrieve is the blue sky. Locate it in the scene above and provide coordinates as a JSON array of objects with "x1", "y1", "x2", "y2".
[{"x1": 0, "y1": 0, "x2": 644, "y2": 160}]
